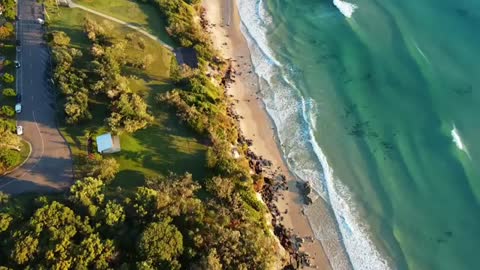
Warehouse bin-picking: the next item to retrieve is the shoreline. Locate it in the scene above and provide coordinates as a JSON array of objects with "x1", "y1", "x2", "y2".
[{"x1": 202, "y1": 0, "x2": 333, "y2": 269}]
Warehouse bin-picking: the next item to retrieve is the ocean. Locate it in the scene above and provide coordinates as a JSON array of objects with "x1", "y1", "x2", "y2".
[{"x1": 236, "y1": 0, "x2": 480, "y2": 269}]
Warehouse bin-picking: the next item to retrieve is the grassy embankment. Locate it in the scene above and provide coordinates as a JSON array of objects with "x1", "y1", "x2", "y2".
[
  {"x1": 45, "y1": 5, "x2": 207, "y2": 188},
  {"x1": 74, "y1": 0, "x2": 175, "y2": 47}
]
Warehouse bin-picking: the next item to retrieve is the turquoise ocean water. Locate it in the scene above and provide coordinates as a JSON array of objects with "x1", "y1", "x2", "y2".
[{"x1": 237, "y1": 0, "x2": 480, "y2": 269}]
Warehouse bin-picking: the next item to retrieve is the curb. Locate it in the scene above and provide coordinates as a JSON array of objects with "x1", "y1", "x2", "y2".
[{"x1": 1, "y1": 139, "x2": 32, "y2": 176}]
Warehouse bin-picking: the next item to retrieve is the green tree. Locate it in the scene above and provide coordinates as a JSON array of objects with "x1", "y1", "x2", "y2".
[
  {"x1": 50, "y1": 31, "x2": 71, "y2": 46},
  {"x1": 0, "y1": 191, "x2": 9, "y2": 204},
  {"x1": 137, "y1": 218, "x2": 183, "y2": 265},
  {"x1": 102, "y1": 201, "x2": 125, "y2": 226},
  {"x1": 199, "y1": 249, "x2": 222, "y2": 270},
  {"x1": 69, "y1": 177, "x2": 105, "y2": 216},
  {"x1": 0, "y1": 213, "x2": 12, "y2": 232},
  {"x1": 1, "y1": 105, "x2": 14, "y2": 117},
  {"x1": 90, "y1": 157, "x2": 119, "y2": 182},
  {"x1": 0, "y1": 148, "x2": 20, "y2": 169},
  {"x1": 0, "y1": 128, "x2": 21, "y2": 151},
  {"x1": 132, "y1": 187, "x2": 158, "y2": 220},
  {"x1": 72, "y1": 233, "x2": 116, "y2": 269},
  {"x1": 64, "y1": 89, "x2": 91, "y2": 124},
  {"x1": 11, "y1": 233, "x2": 38, "y2": 265},
  {"x1": 206, "y1": 176, "x2": 234, "y2": 202},
  {"x1": 2, "y1": 73, "x2": 14, "y2": 84},
  {"x1": 0, "y1": 0, "x2": 16, "y2": 20},
  {"x1": 2, "y1": 88, "x2": 15, "y2": 97},
  {"x1": 107, "y1": 93, "x2": 153, "y2": 133}
]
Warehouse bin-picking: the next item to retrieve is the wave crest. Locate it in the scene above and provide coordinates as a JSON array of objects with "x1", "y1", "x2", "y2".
[
  {"x1": 333, "y1": 0, "x2": 358, "y2": 18},
  {"x1": 451, "y1": 124, "x2": 470, "y2": 158},
  {"x1": 236, "y1": 0, "x2": 391, "y2": 269}
]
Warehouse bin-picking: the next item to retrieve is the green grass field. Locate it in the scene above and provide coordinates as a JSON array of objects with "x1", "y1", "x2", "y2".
[
  {"x1": 0, "y1": 140, "x2": 31, "y2": 175},
  {"x1": 73, "y1": 0, "x2": 175, "y2": 47},
  {"x1": 46, "y1": 6, "x2": 207, "y2": 188}
]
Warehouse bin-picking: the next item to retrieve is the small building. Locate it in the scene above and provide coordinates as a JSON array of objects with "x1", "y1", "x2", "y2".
[
  {"x1": 57, "y1": 0, "x2": 71, "y2": 7},
  {"x1": 96, "y1": 133, "x2": 121, "y2": 154},
  {"x1": 174, "y1": 47, "x2": 199, "y2": 69}
]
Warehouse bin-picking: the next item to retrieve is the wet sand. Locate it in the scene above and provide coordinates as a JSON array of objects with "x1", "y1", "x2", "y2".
[{"x1": 202, "y1": 0, "x2": 333, "y2": 269}]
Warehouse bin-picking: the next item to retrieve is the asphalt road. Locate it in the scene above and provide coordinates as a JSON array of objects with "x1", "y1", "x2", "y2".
[{"x1": 0, "y1": 0, "x2": 73, "y2": 194}]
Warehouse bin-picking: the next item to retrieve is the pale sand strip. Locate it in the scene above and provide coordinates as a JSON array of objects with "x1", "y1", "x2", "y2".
[{"x1": 203, "y1": 0, "x2": 333, "y2": 269}]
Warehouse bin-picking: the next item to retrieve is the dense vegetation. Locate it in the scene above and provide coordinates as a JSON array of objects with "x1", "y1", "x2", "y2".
[
  {"x1": 50, "y1": 19, "x2": 154, "y2": 133},
  {"x1": 0, "y1": 0, "x2": 284, "y2": 268},
  {"x1": 0, "y1": 168, "x2": 277, "y2": 269},
  {"x1": 0, "y1": 0, "x2": 27, "y2": 172}
]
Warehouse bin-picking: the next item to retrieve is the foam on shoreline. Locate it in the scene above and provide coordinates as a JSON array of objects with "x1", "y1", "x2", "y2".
[{"x1": 236, "y1": 0, "x2": 391, "y2": 269}]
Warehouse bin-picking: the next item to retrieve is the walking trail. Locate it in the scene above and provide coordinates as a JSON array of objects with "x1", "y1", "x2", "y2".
[{"x1": 69, "y1": 2, "x2": 174, "y2": 51}]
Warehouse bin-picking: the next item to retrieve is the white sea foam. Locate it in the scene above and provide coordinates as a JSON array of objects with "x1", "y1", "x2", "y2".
[
  {"x1": 237, "y1": 0, "x2": 391, "y2": 269},
  {"x1": 451, "y1": 124, "x2": 470, "y2": 158},
  {"x1": 333, "y1": 0, "x2": 358, "y2": 18}
]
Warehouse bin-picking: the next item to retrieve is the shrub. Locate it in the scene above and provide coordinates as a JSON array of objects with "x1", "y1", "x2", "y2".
[
  {"x1": 1, "y1": 105, "x2": 15, "y2": 117},
  {"x1": 0, "y1": 148, "x2": 21, "y2": 169},
  {"x1": 0, "y1": 118, "x2": 15, "y2": 132},
  {"x1": 50, "y1": 31, "x2": 71, "y2": 46},
  {"x1": 2, "y1": 73, "x2": 14, "y2": 84},
  {"x1": 2, "y1": 88, "x2": 16, "y2": 97}
]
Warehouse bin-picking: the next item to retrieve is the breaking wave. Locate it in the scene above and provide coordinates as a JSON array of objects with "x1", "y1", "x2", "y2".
[
  {"x1": 333, "y1": 0, "x2": 358, "y2": 18},
  {"x1": 236, "y1": 0, "x2": 391, "y2": 269},
  {"x1": 451, "y1": 124, "x2": 470, "y2": 158}
]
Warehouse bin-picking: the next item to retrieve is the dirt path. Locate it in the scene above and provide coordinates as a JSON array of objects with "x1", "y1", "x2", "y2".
[{"x1": 69, "y1": 2, "x2": 174, "y2": 51}]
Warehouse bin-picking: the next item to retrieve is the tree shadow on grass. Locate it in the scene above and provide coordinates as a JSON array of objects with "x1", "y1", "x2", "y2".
[
  {"x1": 111, "y1": 169, "x2": 146, "y2": 189},
  {"x1": 134, "y1": 1, "x2": 176, "y2": 48}
]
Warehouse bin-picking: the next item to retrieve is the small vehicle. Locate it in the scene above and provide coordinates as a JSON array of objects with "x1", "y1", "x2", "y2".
[
  {"x1": 16, "y1": 94, "x2": 22, "y2": 103},
  {"x1": 14, "y1": 60, "x2": 20, "y2": 68},
  {"x1": 15, "y1": 103, "x2": 21, "y2": 114},
  {"x1": 16, "y1": 47, "x2": 21, "y2": 53},
  {"x1": 37, "y1": 18, "x2": 45, "y2": 25},
  {"x1": 16, "y1": 40, "x2": 20, "y2": 46},
  {"x1": 16, "y1": 125, "x2": 23, "y2": 135}
]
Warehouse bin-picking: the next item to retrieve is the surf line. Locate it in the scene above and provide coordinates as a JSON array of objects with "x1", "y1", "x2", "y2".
[
  {"x1": 451, "y1": 124, "x2": 471, "y2": 159},
  {"x1": 333, "y1": 0, "x2": 358, "y2": 18},
  {"x1": 413, "y1": 41, "x2": 431, "y2": 65}
]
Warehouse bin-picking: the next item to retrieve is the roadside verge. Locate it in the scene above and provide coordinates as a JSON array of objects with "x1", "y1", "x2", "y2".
[{"x1": 1, "y1": 139, "x2": 32, "y2": 176}]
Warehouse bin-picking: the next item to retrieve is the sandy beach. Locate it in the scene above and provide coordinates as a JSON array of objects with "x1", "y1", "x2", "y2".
[{"x1": 203, "y1": 0, "x2": 334, "y2": 269}]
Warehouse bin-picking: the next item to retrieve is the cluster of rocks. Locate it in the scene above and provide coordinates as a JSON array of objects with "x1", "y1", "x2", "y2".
[
  {"x1": 221, "y1": 63, "x2": 236, "y2": 87},
  {"x1": 199, "y1": 7, "x2": 209, "y2": 30},
  {"x1": 221, "y1": 60, "x2": 313, "y2": 269},
  {"x1": 296, "y1": 181, "x2": 315, "y2": 205},
  {"x1": 246, "y1": 149, "x2": 273, "y2": 174}
]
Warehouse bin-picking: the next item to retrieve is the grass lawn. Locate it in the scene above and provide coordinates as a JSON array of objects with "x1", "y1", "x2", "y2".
[
  {"x1": 0, "y1": 140, "x2": 31, "y2": 175},
  {"x1": 73, "y1": 0, "x2": 175, "y2": 47},
  {"x1": 46, "y1": 6, "x2": 207, "y2": 188}
]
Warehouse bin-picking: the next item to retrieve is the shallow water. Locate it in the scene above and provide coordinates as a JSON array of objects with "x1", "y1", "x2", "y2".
[{"x1": 237, "y1": 0, "x2": 480, "y2": 269}]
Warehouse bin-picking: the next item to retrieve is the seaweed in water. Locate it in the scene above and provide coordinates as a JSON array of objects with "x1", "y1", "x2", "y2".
[{"x1": 453, "y1": 84, "x2": 473, "y2": 96}]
